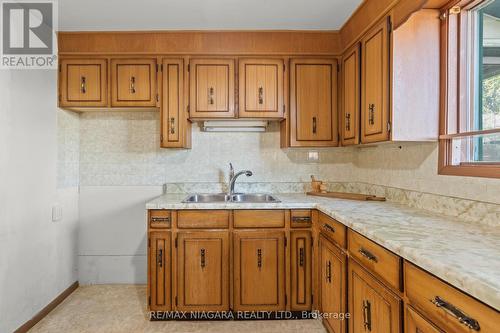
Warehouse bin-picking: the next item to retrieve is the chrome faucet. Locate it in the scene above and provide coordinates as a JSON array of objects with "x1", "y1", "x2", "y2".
[{"x1": 228, "y1": 163, "x2": 253, "y2": 195}]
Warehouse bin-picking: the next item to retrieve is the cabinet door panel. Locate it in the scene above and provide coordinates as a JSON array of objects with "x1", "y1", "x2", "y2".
[
  {"x1": 361, "y1": 17, "x2": 390, "y2": 143},
  {"x1": 233, "y1": 231, "x2": 285, "y2": 311},
  {"x1": 60, "y1": 59, "x2": 107, "y2": 107},
  {"x1": 239, "y1": 59, "x2": 284, "y2": 118},
  {"x1": 189, "y1": 59, "x2": 235, "y2": 118},
  {"x1": 341, "y1": 44, "x2": 360, "y2": 146},
  {"x1": 319, "y1": 235, "x2": 346, "y2": 333},
  {"x1": 349, "y1": 259, "x2": 401, "y2": 333},
  {"x1": 290, "y1": 231, "x2": 312, "y2": 310},
  {"x1": 149, "y1": 231, "x2": 171, "y2": 311},
  {"x1": 111, "y1": 58, "x2": 157, "y2": 107},
  {"x1": 177, "y1": 231, "x2": 229, "y2": 311},
  {"x1": 406, "y1": 305, "x2": 443, "y2": 333},
  {"x1": 290, "y1": 59, "x2": 338, "y2": 147}
]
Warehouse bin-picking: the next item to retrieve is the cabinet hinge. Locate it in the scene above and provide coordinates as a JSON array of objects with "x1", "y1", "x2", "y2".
[
  {"x1": 175, "y1": 296, "x2": 178, "y2": 306},
  {"x1": 175, "y1": 237, "x2": 178, "y2": 248},
  {"x1": 387, "y1": 122, "x2": 392, "y2": 132},
  {"x1": 148, "y1": 296, "x2": 151, "y2": 305}
]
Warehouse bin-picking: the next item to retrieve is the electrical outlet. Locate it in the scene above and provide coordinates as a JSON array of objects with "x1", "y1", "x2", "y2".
[
  {"x1": 307, "y1": 151, "x2": 319, "y2": 162},
  {"x1": 52, "y1": 204, "x2": 62, "y2": 222}
]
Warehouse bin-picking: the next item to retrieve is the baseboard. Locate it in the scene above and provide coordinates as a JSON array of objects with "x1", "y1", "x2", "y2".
[{"x1": 14, "y1": 281, "x2": 79, "y2": 333}]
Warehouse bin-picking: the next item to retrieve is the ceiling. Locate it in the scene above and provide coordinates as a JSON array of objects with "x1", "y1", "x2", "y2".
[{"x1": 58, "y1": 0, "x2": 362, "y2": 31}]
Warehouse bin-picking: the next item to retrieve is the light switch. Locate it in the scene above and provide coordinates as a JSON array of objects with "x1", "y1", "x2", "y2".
[
  {"x1": 52, "y1": 204, "x2": 62, "y2": 222},
  {"x1": 307, "y1": 151, "x2": 319, "y2": 162}
]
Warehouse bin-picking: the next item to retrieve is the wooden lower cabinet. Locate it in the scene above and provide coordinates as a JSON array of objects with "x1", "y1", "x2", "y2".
[
  {"x1": 176, "y1": 231, "x2": 229, "y2": 311},
  {"x1": 149, "y1": 231, "x2": 172, "y2": 311},
  {"x1": 406, "y1": 305, "x2": 443, "y2": 333},
  {"x1": 290, "y1": 230, "x2": 312, "y2": 311},
  {"x1": 233, "y1": 231, "x2": 286, "y2": 311},
  {"x1": 348, "y1": 259, "x2": 401, "y2": 333},
  {"x1": 319, "y1": 234, "x2": 347, "y2": 333}
]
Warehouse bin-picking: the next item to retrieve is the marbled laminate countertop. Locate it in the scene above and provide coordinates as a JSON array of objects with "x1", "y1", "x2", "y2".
[{"x1": 146, "y1": 193, "x2": 500, "y2": 310}]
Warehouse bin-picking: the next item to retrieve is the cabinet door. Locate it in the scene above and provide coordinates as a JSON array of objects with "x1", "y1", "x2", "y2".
[
  {"x1": 111, "y1": 58, "x2": 157, "y2": 107},
  {"x1": 349, "y1": 259, "x2": 401, "y2": 333},
  {"x1": 160, "y1": 58, "x2": 190, "y2": 148},
  {"x1": 189, "y1": 58, "x2": 235, "y2": 118},
  {"x1": 176, "y1": 231, "x2": 229, "y2": 311},
  {"x1": 319, "y1": 235, "x2": 347, "y2": 333},
  {"x1": 239, "y1": 58, "x2": 284, "y2": 118},
  {"x1": 361, "y1": 17, "x2": 391, "y2": 143},
  {"x1": 59, "y1": 59, "x2": 107, "y2": 107},
  {"x1": 341, "y1": 44, "x2": 360, "y2": 146},
  {"x1": 406, "y1": 305, "x2": 443, "y2": 333},
  {"x1": 290, "y1": 58, "x2": 338, "y2": 147},
  {"x1": 290, "y1": 230, "x2": 312, "y2": 311},
  {"x1": 233, "y1": 231, "x2": 285, "y2": 311},
  {"x1": 149, "y1": 231, "x2": 171, "y2": 311}
]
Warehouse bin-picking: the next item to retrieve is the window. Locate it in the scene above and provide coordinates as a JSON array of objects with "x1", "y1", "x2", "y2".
[{"x1": 439, "y1": 0, "x2": 500, "y2": 178}]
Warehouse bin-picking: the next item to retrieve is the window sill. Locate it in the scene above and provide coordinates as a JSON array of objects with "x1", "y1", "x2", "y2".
[{"x1": 438, "y1": 165, "x2": 500, "y2": 179}]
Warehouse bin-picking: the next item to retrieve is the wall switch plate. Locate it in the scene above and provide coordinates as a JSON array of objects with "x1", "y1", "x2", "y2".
[
  {"x1": 307, "y1": 151, "x2": 319, "y2": 162},
  {"x1": 52, "y1": 204, "x2": 62, "y2": 222}
]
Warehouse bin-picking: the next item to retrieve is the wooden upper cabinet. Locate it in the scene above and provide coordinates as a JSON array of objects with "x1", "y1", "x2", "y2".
[
  {"x1": 176, "y1": 231, "x2": 229, "y2": 312},
  {"x1": 189, "y1": 58, "x2": 235, "y2": 118},
  {"x1": 290, "y1": 58, "x2": 338, "y2": 147},
  {"x1": 349, "y1": 259, "x2": 401, "y2": 333},
  {"x1": 149, "y1": 230, "x2": 171, "y2": 312},
  {"x1": 59, "y1": 59, "x2": 107, "y2": 107},
  {"x1": 160, "y1": 58, "x2": 190, "y2": 148},
  {"x1": 361, "y1": 17, "x2": 391, "y2": 144},
  {"x1": 233, "y1": 231, "x2": 285, "y2": 311},
  {"x1": 111, "y1": 58, "x2": 157, "y2": 107},
  {"x1": 238, "y1": 58, "x2": 284, "y2": 118},
  {"x1": 341, "y1": 44, "x2": 361, "y2": 146}
]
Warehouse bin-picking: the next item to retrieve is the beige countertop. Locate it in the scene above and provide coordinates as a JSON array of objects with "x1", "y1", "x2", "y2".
[{"x1": 146, "y1": 193, "x2": 500, "y2": 311}]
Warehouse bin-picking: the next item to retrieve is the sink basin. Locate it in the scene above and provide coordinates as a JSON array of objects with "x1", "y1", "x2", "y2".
[{"x1": 182, "y1": 193, "x2": 280, "y2": 203}]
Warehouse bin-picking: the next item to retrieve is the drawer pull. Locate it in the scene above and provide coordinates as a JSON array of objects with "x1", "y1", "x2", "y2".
[
  {"x1": 157, "y1": 248, "x2": 163, "y2": 268},
  {"x1": 322, "y1": 223, "x2": 335, "y2": 233},
  {"x1": 258, "y1": 86, "x2": 264, "y2": 104},
  {"x1": 363, "y1": 300, "x2": 372, "y2": 331},
  {"x1": 200, "y1": 248, "x2": 206, "y2": 268},
  {"x1": 431, "y1": 296, "x2": 480, "y2": 331},
  {"x1": 299, "y1": 248, "x2": 305, "y2": 267},
  {"x1": 326, "y1": 260, "x2": 332, "y2": 283},
  {"x1": 257, "y1": 248, "x2": 262, "y2": 269},
  {"x1": 292, "y1": 216, "x2": 311, "y2": 223},
  {"x1": 130, "y1": 76, "x2": 136, "y2": 94},
  {"x1": 151, "y1": 217, "x2": 170, "y2": 223},
  {"x1": 359, "y1": 248, "x2": 378, "y2": 263},
  {"x1": 80, "y1": 76, "x2": 86, "y2": 94}
]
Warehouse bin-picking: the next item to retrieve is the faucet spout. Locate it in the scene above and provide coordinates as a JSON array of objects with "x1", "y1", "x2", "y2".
[{"x1": 228, "y1": 168, "x2": 253, "y2": 195}]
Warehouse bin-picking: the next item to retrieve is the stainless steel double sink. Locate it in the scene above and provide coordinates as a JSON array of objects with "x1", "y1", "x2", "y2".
[{"x1": 183, "y1": 193, "x2": 280, "y2": 203}]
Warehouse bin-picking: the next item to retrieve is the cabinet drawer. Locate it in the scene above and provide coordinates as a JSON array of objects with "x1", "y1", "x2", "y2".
[
  {"x1": 149, "y1": 210, "x2": 171, "y2": 228},
  {"x1": 318, "y1": 212, "x2": 346, "y2": 249},
  {"x1": 177, "y1": 210, "x2": 229, "y2": 229},
  {"x1": 290, "y1": 210, "x2": 312, "y2": 228},
  {"x1": 405, "y1": 262, "x2": 499, "y2": 333},
  {"x1": 233, "y1": 210, "x2": 285, "y2": 228},
  {"x1": 348, "y1": 230, "x2": 401, "y2": 290}
]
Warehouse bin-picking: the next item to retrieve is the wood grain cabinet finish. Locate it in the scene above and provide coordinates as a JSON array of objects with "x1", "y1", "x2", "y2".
[
  {"x1": 149, "y1": 231, "x2": 171, "y2": 311},
  {"x1": 238, "y1": 58, "x2": 284, "y2": 118},
  {"x1": 406, "y1": 305, "x2": 443, "y2": 333},
  {"x1": 341, "y1": 44, "x2": 360, "y2": 146},
  {"x1": 59, "y1": 59, "x2": 107, "y2": 107},
  {"x1": 318, "y1": 212, "x2": 347, "y2": 249},
  {"x1": 361, "y1": 17, "x2": 391, "y2": 144},
  {"x1": 189, "y1": 58, "x2": 235, "y2": 118},
  {"x1": 290, "y1": 230, "x2": 312, "y2": 311},
  {"x1": 319, "y1": 235, "x2": 347, "y2": 333},
  {"x1": 160, "y1": 58, "x2": 190, "y2": 148},
  {"x1": 176, "y1": 231, "x2": 229, "y2": 311},
  {"x1": 348, "y1": 259, "x2": 401, "y2": 333},
  {"x1": 289, "y1": 58, "x2": 339, "y2": 147},
  {"x1": 111, "y1": 58, "x2": 157, "y2": 107},
  {"x1": 233, "y1": 231, "x2": 286, "y2": 311}
]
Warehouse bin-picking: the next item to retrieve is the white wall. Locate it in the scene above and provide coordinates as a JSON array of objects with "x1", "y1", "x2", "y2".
[{"x1": 0, "y1": 70, "x2": 79, "y2": 333}]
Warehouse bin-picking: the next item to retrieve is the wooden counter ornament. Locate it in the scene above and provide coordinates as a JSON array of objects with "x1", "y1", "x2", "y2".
[{"x1": 308, "y1": 175, "x2": 386, "y2": 201}]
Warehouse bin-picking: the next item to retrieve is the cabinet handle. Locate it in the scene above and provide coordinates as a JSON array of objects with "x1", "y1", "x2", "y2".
[
  {"x1": 312, "y1": 117, "x2": 317, "y2": 134},
  {"x1": 200, "y1": 248, "x2": 206, "y2": 268},
  {"x1": 157, "y1": 248, "x2": 163, "y2": 268},
  {"x1": 322, "y1": 223, "x2": 335, "y2": 233},
  {"x1": 292, "y1": 216, "x2": 311, "y2": 223},
  {"x1": 346, "y1": 113, "x2": 351, "y2": 131},
  {"x1": 130, "y1": 76, "x2": 136, "y2": 94},
  {"x1": 208, "y1": 87, "x2": 214, "y2": 105},
  {"x1": 363, "y1": 300, "x2": 372, "y2": 331},
  {"x1": 151, "y1": 217, "x2": 170, "y2": 223},
  {"x1": 80, "y1": 76, "x2": 86, "y2": 94},
  {"x1": 170, "y1": 117, "x2": 176, "y2": 134},
  {"x1": 431, "y1": 296, "x2": 480, "y2": 331},
  {"x1": 358, "y1": 248, "x2": 378, "y2": 263},
  {"x1": 368, "y1": 104, "x2": 375, "y2": 125},
  {"x1": 257, "y1": 248, "x2": 262, "y2": 269},
  {"x1": 326, "y1": 260, "x2": 332, "y2": 283},
  {"x1": 258, "y1": 86, "x2": 264, "y2": 104},
  {"x1": 299, "y1": 248, "x2": 305, "y2": 267}
]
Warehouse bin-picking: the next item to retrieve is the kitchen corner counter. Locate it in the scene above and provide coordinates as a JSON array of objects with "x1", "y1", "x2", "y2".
[{"x1": 146, "y1": 193, "x2": 500, "y2": 311}]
